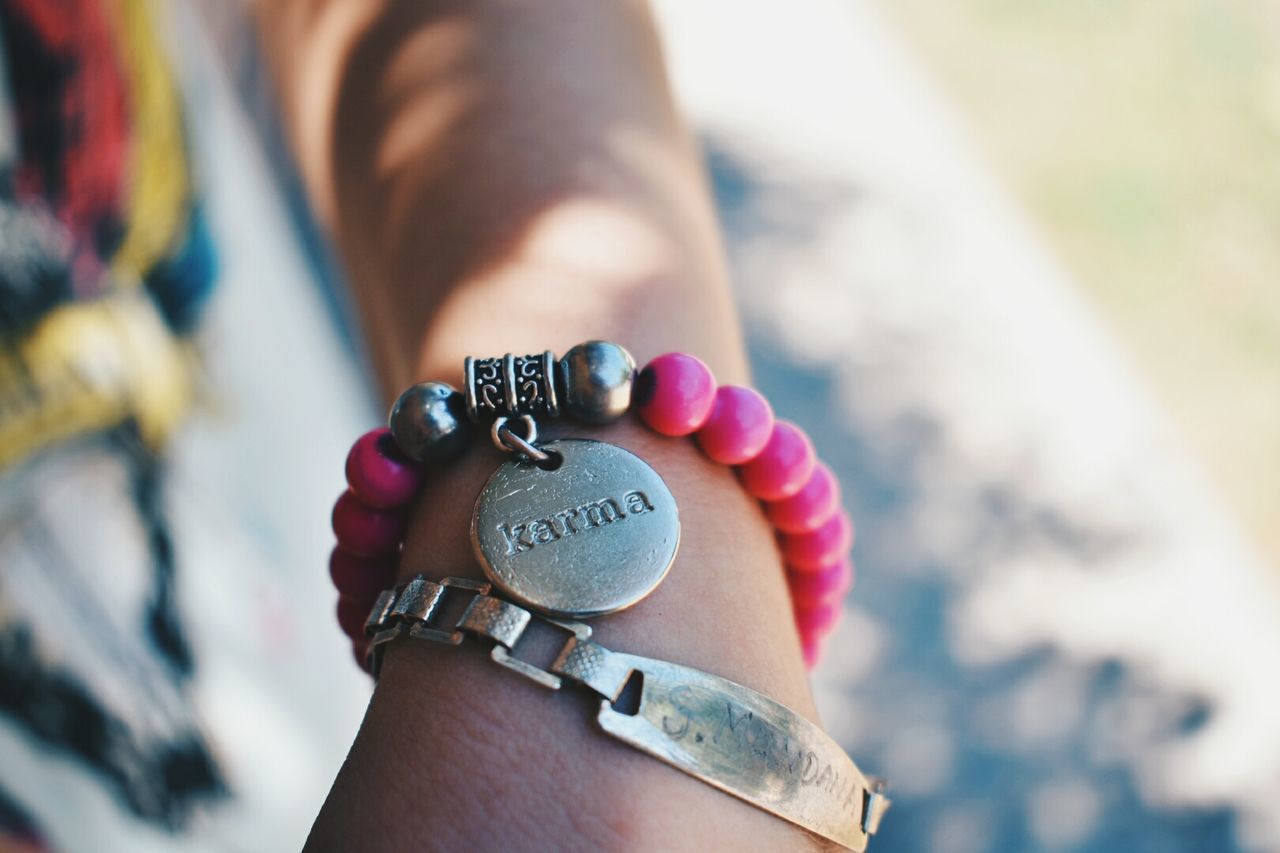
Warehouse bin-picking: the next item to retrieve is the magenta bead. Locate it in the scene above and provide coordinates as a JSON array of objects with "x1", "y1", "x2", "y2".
[
  {"x1": 794, "y1": 598, "x2": 842, "y2": 639},
  {"x1": 345, "y1": 428, "x2": 423, "y2": 508},
  {"x1": 634, "y1": 352, "x2": 718, "y2": 436},
  {"x1": 766, "y1": 463, "x2": 840, "y2": 534},
  {"x1": 801, "y1": 636, "x2": 822, "y2": 670},
  {"x1": 788, "y1": 557, "x2": 854, "y2": 607},
  {"x1": 329, "y1": 547, "x2": 396, "y2": 599},
  {"x1": 337, "y1": 594, "x2": 374, "y2": 640},
  {"x1": 781, "y1": 511, "x2": 854, "y2": 571},
  {"x1": 353, "y1": 639, "x2": 371, "y2": 672},
  {"x1": 331, "y1": 490, "x2": 405, "y2": 558},
  {"x1": 739, "y1": 421, "x2": 816, "y2": 501},
  {"x1": 695, "y1": 385, "x2": 774, "y2": 465}
]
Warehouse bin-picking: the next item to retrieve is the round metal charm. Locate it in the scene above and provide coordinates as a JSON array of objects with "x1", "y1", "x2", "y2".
[{"x1": 471, "y1": 439, "x2": 679, "y2": 618}]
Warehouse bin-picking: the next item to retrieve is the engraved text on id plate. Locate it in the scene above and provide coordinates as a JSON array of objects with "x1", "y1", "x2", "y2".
[{"x1": 471, "y1": 439, "x2": 680, "y2": 618}]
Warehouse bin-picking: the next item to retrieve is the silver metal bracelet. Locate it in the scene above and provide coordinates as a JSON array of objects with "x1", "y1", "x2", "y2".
[{"x1": 362, "y1": 575, "x2": 890, "y2": 851}]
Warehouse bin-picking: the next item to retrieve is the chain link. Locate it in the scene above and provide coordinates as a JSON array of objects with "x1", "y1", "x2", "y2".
[{"x1": 361, "y1": 576, "x2": 890, "y2": 850}]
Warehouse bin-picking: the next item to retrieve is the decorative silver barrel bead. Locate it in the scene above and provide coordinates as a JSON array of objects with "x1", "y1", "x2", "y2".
[
  {"x1": 464, "y1": 352, "x2": 559, "y2": 423},
  {"x1": 388, "y1": 381, "x2": 471, "y2": 462},
  {"x1": 558, "y1": 340, "x2": 636, "y2": 424}
]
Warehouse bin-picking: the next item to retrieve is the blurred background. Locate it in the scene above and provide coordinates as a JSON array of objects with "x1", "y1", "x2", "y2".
[
  {"x1": 880, "y1": 0, "x2": 1280, "y2": 570},
  {"x1": 0, "y1": 0, "x2": 1277, "y2": 851}
]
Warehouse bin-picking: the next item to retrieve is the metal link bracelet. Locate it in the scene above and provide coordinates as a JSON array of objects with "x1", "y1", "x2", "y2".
[{"x1": 363, "y1": 575, "x2": 890, "y2": 851}]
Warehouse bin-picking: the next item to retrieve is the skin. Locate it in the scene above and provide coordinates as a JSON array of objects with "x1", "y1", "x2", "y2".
[{"x1": 253, "y1": 1, "x2": 830, "y2": 848}]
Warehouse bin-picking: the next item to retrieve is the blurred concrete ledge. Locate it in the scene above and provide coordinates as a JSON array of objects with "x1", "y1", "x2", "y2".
[{"x1": 653, "y1": 1, "x2": 1280, "y2": 849}]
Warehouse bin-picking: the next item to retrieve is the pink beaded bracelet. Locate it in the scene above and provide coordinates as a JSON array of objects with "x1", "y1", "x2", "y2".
[{"x1": 330, "y1": 342, "x2": 857, "y2": 671}]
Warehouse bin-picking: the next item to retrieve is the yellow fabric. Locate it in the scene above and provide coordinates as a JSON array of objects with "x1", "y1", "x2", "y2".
[
  {"x1": 0, "y1": 293, "x2": 193, "y2": 467},
  {"x1": 109, "y1": 0, "x2": 190, "y2": 282},
  {"x1": 0, "y1": 0, "x2": 200, "y2": 471}
]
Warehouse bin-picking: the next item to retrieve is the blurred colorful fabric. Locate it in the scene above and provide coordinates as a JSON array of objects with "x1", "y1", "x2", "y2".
[{"x1": 0, "y1": 0, "x2": 220, "y2": 845}]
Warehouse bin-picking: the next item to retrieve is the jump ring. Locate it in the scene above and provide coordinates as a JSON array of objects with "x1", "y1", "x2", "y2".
[{"x1": 490, "y1": 415, "x2": 550, "y2": 462}]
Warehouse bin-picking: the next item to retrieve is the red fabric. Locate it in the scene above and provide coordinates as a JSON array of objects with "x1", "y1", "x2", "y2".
[{"x1": 2, "y1": 0, "x2": 131, "y2": 293}]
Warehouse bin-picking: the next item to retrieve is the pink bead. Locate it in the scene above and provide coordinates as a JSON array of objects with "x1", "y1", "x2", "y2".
[
  {"x1": 788, "y1": 557, "x2": 854, "y2": 607},
  {"x1": 766, "y1": 463, "x2": 840, "y2": 533},
  {"x1": 634, "y1": 352, "x2": 717, "y2": 436},
  {"x1": 738, "y1": 421, "x2": 816, "y2": 500},
  {"x1": 781, "y1": 511, "x2": 854, "y2": 571},
  {"x1": 345, "y1": 428, "x2": 424, "y2": 508},
  {"x1": 337, "y1": 594, "x2": 374, "y2": 640},
  {"x1": 801, "y1": 636, "x2": 822, "y2": 670},
  {"x1": 695, "y1": 385, "x2": 774, "y2": 465},
  {"x1": 331, "y1": 490, "x2": 405, "y2": 558},
  {"x1": 794, "y1": 598, "x2": 842, "y2": 639},
  {"x1": 353, "y1": 638, "x2": 371, "y2": 672},
  {"x1": 329, "y1": 547, "x2": 397, "y2": 599}
]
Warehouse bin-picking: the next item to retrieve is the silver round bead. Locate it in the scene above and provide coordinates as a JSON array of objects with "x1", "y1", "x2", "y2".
[
  {"x1": 558, "y1": 340, "x2": 636, "y2": 424},
  {"x1": 388, "y1": 382, "x2": 471, "y2": 462}
]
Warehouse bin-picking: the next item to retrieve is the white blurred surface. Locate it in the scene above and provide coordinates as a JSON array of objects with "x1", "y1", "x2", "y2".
[{"x1": 654, "y1": 0, "x2": 1280, "y2": 848}]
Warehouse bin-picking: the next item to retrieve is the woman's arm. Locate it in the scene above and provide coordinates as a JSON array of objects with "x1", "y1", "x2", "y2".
[{"x1": 253, "y1": 1, "x2": 824, "y2": 848}]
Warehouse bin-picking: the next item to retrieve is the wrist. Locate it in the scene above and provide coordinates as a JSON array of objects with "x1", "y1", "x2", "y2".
[
  {"x1": 324, "y1": 342, "x2": 884, "y2": 849},
  {"x1": 394, "y1": 413, "x2": 816, "y2": 714}
]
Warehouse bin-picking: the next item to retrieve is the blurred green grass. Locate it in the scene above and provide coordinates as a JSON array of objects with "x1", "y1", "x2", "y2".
[{"x1": 876, "y1": 0, "x2": 1280, "y2": 565}]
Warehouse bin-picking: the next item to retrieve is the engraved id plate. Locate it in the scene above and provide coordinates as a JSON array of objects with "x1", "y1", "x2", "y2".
[
  {"x1": 471, "y1": 439, "x2": 680, "y2": 618},
  {"x1": 595, "y1": 652, "x2": 875, "y2": 851}
]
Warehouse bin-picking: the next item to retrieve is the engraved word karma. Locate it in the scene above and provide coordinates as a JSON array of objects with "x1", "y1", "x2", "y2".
[{"x1": 497, "y1": 490, "x2": 656, "y2": 556}]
